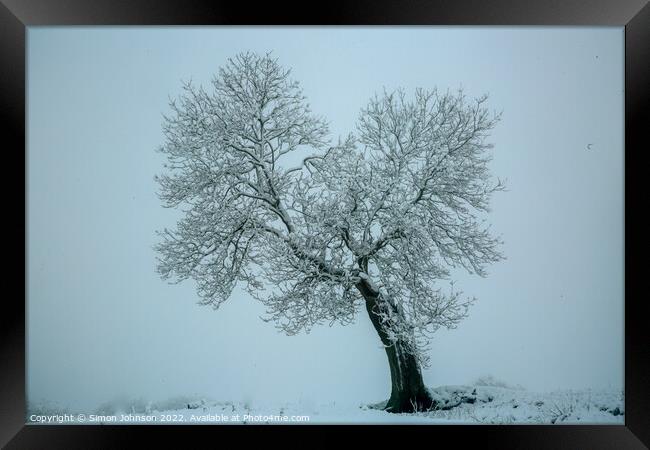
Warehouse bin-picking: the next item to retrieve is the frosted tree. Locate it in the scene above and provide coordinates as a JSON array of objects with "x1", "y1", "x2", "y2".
[{"x1": 155, "y1": 52, "x2": 504, "y2": 413}]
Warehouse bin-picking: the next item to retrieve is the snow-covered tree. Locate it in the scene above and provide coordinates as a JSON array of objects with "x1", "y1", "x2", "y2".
[{"x1": 155, "y1": 52, "x2": 504, "y2": 413}]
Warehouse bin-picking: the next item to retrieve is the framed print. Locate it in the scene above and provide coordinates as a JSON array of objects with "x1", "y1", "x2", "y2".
[{"x1": 3, "y1": 0, "x2": 648, "y2": 448}]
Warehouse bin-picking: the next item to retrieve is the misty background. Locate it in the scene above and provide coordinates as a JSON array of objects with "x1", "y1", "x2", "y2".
[{"x1": 27, "y1": 27, "x2": 624, "y2": 412}]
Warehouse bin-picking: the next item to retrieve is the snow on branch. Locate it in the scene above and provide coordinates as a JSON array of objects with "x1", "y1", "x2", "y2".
[{"x1": 156, "y1": 53, "x2": 504, "y2": 362}]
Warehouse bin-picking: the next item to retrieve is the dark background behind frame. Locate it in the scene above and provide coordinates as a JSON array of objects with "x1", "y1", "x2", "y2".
[{"x1": 1, "y1": 0, "x2": 648, "y2": 448}]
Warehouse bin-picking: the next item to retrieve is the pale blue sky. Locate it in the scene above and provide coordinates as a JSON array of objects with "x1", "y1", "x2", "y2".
[{"x1": 27, "y1": 27, "x2": 624, "y2": 411}]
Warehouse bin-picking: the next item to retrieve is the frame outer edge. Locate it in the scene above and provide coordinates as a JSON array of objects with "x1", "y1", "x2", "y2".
[
  {"x1": 0, "y1": 0, "x2": 27, "y2": 447},
  {"x1": 2, "y1": 0, "x2": 648, "y2": 448},
  {"x1": 625, "y1": 2, "x2": 650, "y2": 447}
]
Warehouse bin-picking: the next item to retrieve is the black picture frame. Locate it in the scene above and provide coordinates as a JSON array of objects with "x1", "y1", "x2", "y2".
[{"x1": 3, "y1": 0, "x2": 648, "y2": 448}]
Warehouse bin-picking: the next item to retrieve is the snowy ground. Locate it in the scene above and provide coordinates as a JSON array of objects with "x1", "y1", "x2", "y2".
[{"x1": 29, "y1": 382, "x2": 624, "y2": 425}]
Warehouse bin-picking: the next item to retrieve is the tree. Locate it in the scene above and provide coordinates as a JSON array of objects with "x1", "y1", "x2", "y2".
[{"x1": 155, "y1": 52, "x2": 504, "y2": 413}]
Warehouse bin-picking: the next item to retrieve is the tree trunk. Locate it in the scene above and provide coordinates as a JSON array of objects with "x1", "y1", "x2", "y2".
[{"x1": 357, "y1": 281, "x2": 434, "y2": 413}]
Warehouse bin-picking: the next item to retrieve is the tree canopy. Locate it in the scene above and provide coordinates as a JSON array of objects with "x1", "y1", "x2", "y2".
[{"x1": 156, "y1": 52, "x2": 504, "y2": 367}]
